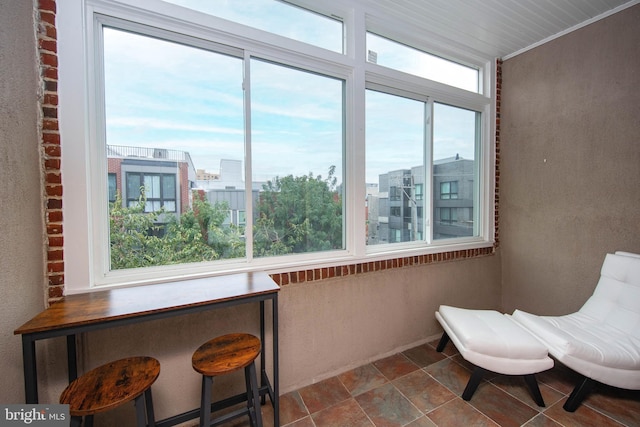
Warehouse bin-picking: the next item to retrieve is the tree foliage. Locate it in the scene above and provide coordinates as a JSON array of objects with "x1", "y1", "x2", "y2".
[
  {"x1": 109, "y1": 191, "x2": 243, "y2": 269},
  {"x1": 109, "y1": 167, "x2": 343, "y2": 269},
  {"x1": 254, "y1": 166, "x2": 342, "y2": 256}
]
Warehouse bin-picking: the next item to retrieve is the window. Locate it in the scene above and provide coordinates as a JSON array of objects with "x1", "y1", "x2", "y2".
[
  {"x1": 440, "y1": 208, "x2": 457, "y2": 224},
  {"x1": 366, "y1": 33, "x2": 479, "y2": 93},
  {"x1": 163, "y1": 0, "x2": 344, "y2": 53},
  {"x1": 415, "y1": 184, "x2": 423, "y2": 201},
  {"x1": 440, "y1": 181, "x2": 458, "y2": 200},
  {"x1": 125, "y1": 173, "x2": 177, "y2": 213},
  {"x1": 108, "y1": 173, "x2": 117, "y2": 203},
  {"x1": 58, "y1": 0, "x2": 494, "y2": 290}
]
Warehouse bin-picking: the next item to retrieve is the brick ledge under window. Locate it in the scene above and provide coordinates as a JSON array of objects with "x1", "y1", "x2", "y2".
[{"x1": 270, "y1": 247, "x2": 495, "y2": 286}]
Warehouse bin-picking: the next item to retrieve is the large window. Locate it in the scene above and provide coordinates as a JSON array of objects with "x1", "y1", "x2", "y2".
[{"x1": 58, "y1": 0, "x2": 494, "y2": 290}]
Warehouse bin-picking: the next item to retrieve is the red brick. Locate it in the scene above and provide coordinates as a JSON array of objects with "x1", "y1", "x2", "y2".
[
  {"x1": 47, "y1": 198, "x2": 62, "y2": 209},
  {"x1": 45, "y1": 158, "x2": 61, "y2": 170},
  {"x1": 44, "y1": 144, "x2": 61, "y2": 157},
  {"x1": 42, "y1": 119, "x2": 58, "y2": 131},
  {"x1": 48, "y1": 274, "x2": 64, "y2": 286},
  {"x1": 48, "y1": 285, "x2": 64, "y2": 299},
  {"x1": 40, "y1": 52, "x2": 58, "y2": 67},
  {"x1": 39, "y1": 39, "x2": 57, "y2": 53},
  {"x1": 46, "y1": 185, "x2": 62, "y2": 197},
  {"x1": 47, "y1": 261, "x2": 64, "y2": 273},
  {"x1": 46, "y1": 172, "x2": 61, "y2": 184},
  {"x1": 48, "y1": 236, "x2": 64, "y2": 247},
  {"x1": 47, "y1": 223, "x2": 62, "y2": 234},
  {"x1": 47, "y1": 211, "x2": 63, "y2": 223},
  {"x1": 48, "y1": 249, "x2": 63, "y2": 261},
  {"x1": 39, "y1": 0, "x2": 57, "y2": 13},
  {"x1": 42, "y1": 132, "x2": 60, "y2": 144},
  {"x1": 39, "y1": 11, "x2": 56, "y2": 25}
]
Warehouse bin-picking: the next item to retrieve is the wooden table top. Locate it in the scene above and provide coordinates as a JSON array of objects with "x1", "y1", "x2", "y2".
[{"x1": 15, "y1": 272, "x2": 279, "y2": 335}]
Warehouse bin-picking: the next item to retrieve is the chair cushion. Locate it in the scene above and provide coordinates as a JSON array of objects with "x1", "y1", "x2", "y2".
[{"x1": 436, "y1": 305, "x2": 553, "y2": 375}]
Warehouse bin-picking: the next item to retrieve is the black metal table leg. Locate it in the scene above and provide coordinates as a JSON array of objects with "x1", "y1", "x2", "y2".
[{"x1": 22, "y1": 335, "x2": 38, "y2": 403}]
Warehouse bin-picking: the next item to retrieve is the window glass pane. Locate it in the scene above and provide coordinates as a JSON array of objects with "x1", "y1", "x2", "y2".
[
  {"x1": 433, "y1": 102, "x2": 479, "y2": 240},
  {"x1": 366, "y1": 90, "x2": 425, "y2": 246},
  {"x1": 103, "y1": 27, "x2": 246, "y2": 270},
  {"x1": 126, "y1": 173, "x2": 141, "y2": 200},
  {"x1": 108, "y1": 173, "x2": 117, "y2": 203},
  {"x1": 164, "y1": 0, "x2": 343, "y2": 53},
  {"x1": 366, "y1": 33, "x2": 479, "y2": 93},
  {"x1": 250, "y1": 59, "x2": 344, "y2": 257}
]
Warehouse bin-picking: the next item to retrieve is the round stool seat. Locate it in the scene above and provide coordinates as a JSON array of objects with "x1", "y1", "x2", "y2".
[
  {"x1": 192, "y1": 333, "x2": 261, "y2": 377},
  {"x1": 60, "y1": 356, "x2": 160, "y2": 416}
]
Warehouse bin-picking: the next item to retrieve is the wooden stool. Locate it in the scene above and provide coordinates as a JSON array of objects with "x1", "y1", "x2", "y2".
[
  {"x1": 60, "y1": 356, "x2": 160, "y2": 427},
  {"x1": 192, "y1": 333, "x2": 263, "y2": 427}
]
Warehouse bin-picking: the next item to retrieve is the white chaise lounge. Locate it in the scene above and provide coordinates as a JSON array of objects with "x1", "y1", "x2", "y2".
[{"x1": 512, "y1": 251, "x2": 640, "y2": 411}]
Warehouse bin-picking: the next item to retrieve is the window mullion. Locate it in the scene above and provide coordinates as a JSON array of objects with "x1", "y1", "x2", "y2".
[
  {"x1": 243, "y1": 52, "x2": 253, "y2": 262},
  {"x1": 424, "y1": 99, "x2": 434, "y2": 244}
]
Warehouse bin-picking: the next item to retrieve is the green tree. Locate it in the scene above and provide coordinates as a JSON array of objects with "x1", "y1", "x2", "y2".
[
  {"x1": 254, "y1": 166, "x2": 342, "y2": 256},
  {"x1": 109, "y1": 191, "x2": 244, "y2": 270}
]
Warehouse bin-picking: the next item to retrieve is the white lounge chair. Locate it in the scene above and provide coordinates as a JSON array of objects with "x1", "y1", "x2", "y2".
[{"x1": 512, "y1": 251, "x2": 640, "y2": 411}]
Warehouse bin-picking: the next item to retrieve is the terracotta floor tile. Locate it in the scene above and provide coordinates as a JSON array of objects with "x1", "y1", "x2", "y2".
[
  {"x1": 468, "y1": 382, "x2": 539, "y2": 427},
  {"x1": 392, "y1": 369, "x2": 456, "y2": 413},
  {"x1": 427, "y1": 397, "x2": 499, "y2": 427},
  {"x1": 402, "y1": 344, "x2": 446, "y2": 368},
  {"x1": 428, "y1": 337, "x2": 459, "y2": 357},
  {"x1": 355, "y1": 383, "x2": 423, "y2": 427},
  {"x1": 405, "y1": 415, "x2": 438, "y2": 427},
  {"x1": 522, "y1": 414, "x2": 563, "y2": 427},
  {"x1": 284, "y1": 344, "x2": 640, "y2": 427},
  {"x1": 373, "y1": 354, "x2": 420, "y2": 381},
  {"x1": 536, "y1": 363, "x2": 582, "y2": 395},
  {"x1": 283, "y1": 416, "x2": 316, "y2": 427},
  {"x1": 311, "y1": 398, "x2": 374, "y2": 427},
  {"x1": 582, "y1": 385, "x2": 640, "y2": 427},
  {"x1": 423, "y1": 358, "x2": 473, "y2": 396},
  {"x1": 280, "y1": 391, "x2": 310, "y2": 425},
  {"x1": 338, "y1": 363, "x2": 388, "y2": 396},
  {"x1": 298, "y1": 377, "x2": 351, "y2": 414},
  {"x1": 489, "y1": 375, "x2": 565, "y2": 409},
  {"x1": 543, "y1": 399, "x2": 626, "y2": 426}
]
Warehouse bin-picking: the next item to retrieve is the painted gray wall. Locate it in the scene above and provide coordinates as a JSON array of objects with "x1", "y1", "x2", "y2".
[
  {"x1": 0, "y1": 0, "x2": 48, "y2": 403},
  {"x1": 500, "y1": 5, "x2": 640, "y2": 315}
]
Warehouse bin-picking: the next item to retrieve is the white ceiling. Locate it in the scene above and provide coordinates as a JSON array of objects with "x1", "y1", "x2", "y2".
[{"x1": 365, "y1": 0, "x2": 638, "y2": 59}]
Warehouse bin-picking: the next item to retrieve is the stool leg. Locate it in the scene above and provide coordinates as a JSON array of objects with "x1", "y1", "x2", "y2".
[
  {"x1": 134, "y1": 394, "x2": 146, "y2": 427},
  {"x1": 144, "y1": 388, "x2": 156, "y2": 427},
  {"x1": 200, "y1": 376, "x2": 213, "y2": 427},
  {"x1": 523, "y1": 374, "x2": 545, "y2": 407},
  {"x1": 85, "y1": 415, "x2": 94, "y2": 427},
  {"x1": 70, "y1": 416, "x2": 82, "y2": 427},
  {"x1": 247, "y1": 362, "x2": 263, "y2": 427},
  {"x1": 462, "y1": 366, "x2": 486, "y2": 401},
  {"x1": 436, "y1": 332, "x2": 450, "y2": 352}
]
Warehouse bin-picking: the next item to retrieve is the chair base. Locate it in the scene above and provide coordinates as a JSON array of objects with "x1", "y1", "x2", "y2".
[
  {"x1": 438, "y1": 331, "x2": 546, "y2": 407},
  {"x1": 563, "y1": 376, "x2": 596, "y2": 412}
]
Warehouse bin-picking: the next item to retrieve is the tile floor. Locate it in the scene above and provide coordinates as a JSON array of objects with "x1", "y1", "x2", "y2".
[{"x1": 270, "y1": 339, "x2": 640, "y2": 427}]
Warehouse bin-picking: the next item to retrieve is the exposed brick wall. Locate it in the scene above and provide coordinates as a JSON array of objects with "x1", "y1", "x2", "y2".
[
  {"x1": 270, "y1": 247, "x2": 495, "y2": 286},
  {"x1": 495, "y1": 59, "x2": 502, "y2": 248},
  {"x1": 37, "y1": 0, "x2": 64, "y2": 304},
  {"x1": 36, "y1": 1, "x2": 500, "y2": 297}
]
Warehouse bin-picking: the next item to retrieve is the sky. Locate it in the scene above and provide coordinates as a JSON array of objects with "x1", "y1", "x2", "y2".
[{"x1": 103, "y1": 0, "x2": 479, "y2": 186}]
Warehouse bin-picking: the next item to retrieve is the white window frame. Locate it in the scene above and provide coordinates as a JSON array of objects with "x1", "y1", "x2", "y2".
[{"x1": 58, "y1": 0, "x2": 495, "y2": 293}]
